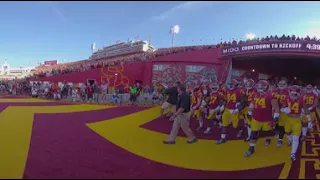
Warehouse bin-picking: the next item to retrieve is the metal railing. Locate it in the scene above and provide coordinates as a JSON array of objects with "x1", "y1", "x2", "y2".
[{"x1": 65, "y1": 93, "x2": 161, "y2": 105}]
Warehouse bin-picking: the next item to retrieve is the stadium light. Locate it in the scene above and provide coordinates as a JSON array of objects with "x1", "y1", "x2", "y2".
[
  {"x1": 294, "y1": 77, "x2": 297, "y2": 80},
  {"x1": 245, "y1": 33, "x2": 256, "y2": 40},
  {"x1": 170, "y1": 25, "x2": 180, "y2": 47},
  {"x1": 171, "y1": 25, "x2": 180, "y2": 34},
  {"x1": 252, "y1": 69, "x2": 255, "y2": 72}
]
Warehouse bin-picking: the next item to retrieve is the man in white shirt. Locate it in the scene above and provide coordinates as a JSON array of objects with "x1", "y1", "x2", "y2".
[
  {"x1": 80, "y1": 83, "x2": 87, "y2": 101},
  {"x1": 100, "y1": 81, "x2": 108, "y2": 104}
]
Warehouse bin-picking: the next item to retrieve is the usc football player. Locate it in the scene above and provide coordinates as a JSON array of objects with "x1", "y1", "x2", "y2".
[
  {"x1": 244, "y1": 80, "x2": 280, "y2": 157},
  {"x1": 215, "y1": 79, "x2": 246, "y2": 145},
  {"x1": 281, "y1": 85, "x2": 311, "y2": 161},
  {"x1": 272, "y1": 79, "x2": 289, "y2": 147},
  {"x1": 301, "y1": 84, "x2": 318, "y2": 140},
  {"x1": 204, "y1": 82, "x2": 224, "y2": 134}
]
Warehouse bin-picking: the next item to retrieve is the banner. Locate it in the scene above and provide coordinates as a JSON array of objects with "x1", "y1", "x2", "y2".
[
  {"x1": 220, "y1": 40, "x2": 320, "y2": 57},
  {"x1": 44, "y1": 60, "x2": 58, "y2": 66}
]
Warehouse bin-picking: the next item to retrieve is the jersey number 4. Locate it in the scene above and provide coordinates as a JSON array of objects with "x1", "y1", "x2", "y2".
[
  {"x1": 288, "y1": 102, "x2": 300, "y2": 113},
  {"x1": 254, "y1": 97, "x2": 266, "y2": 108},
  {"x1": 227, "y1": 94, "x2": 236, "y2": 103}
]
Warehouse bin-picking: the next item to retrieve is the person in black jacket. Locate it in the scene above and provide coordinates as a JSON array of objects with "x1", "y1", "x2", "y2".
[
  {"x1": 160, "y1": 81, "x2": 180, "y2": 120},
  {"x1": 163, "y1": 83, "x2": 197, "y2": 144}
]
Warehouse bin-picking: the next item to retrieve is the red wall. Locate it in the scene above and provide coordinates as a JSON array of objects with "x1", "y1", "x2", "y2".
[
  {"x1": 150, "y1": 48, "x2": 226, "y2": 83},
  {"x1": 152, "y1": 48, "x2": 222, "y2": 64},
  {"x1": 35, "y1": 61, "x2": 152, "y2": 87},
  {"x1": 35, "y1": 48, "x2": 228, "y2": 86}
]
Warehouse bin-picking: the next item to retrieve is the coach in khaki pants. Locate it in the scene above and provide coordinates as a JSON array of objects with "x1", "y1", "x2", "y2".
[{"x1": 163, "y1": 84, "x2": 197, "y2": 144}]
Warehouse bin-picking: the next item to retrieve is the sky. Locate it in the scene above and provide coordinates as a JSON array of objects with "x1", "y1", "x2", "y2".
[{"x1": 0, "y1": 1, "x2": 320, "y2": 68}]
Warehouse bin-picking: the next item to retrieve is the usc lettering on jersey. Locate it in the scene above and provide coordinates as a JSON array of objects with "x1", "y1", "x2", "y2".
[
  {"x1": 252, "y1": 92, "x2": 273, "y2": 122},
  {"x1": 224, "y1": 89, "x2": 244, "y2": 109},
  {"x1": 284, "y1": 96, "x2": 304, "y2": 116},
  {"x1": 272, "y1": 89, "x2": 289, "y2": 104},
  {"x1": 303, "y1": 93, "x2": 317, "y2": 111}
]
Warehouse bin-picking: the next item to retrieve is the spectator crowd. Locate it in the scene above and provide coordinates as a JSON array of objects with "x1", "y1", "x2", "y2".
[{"x1": 29, "y1": 34, "x2": 319, "y2": 82}]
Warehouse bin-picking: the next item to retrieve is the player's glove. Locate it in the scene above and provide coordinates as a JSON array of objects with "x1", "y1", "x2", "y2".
[
  {"x1": 307, "y1": 114, "x2": 313, "y2": 129},
  {"x1": 219, "y1": 105, "x2": 225, "y2": 112},
  {"x1": 231, "y1": 108, "x2": 239, "y2": 114},
  {"x1": 247, "y1": 111, "x2": 252, "y2": 120},
  {"x1": 270, "y1": 113, "x2": 280, "y2": 129},
  {"x1": 280, "y1": 107, "x2": 291, "y2": 114},
  {"x1": 273, "y1": 112, "x2": 280, "y2": 123}
]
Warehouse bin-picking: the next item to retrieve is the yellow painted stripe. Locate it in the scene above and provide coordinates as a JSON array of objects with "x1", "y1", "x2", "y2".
[
  {"x1": 278, "y1": 162, "x2": 291, "y2": 179},
  {"x1": 88, "y1": 106, "x2": 292, "y2": 172},
  {"x1": 0, "y1": 104, "x2": 112, "y2": 179},
  {"x1": 0, "y1": 98, "x2": 52, "y2": 102}
]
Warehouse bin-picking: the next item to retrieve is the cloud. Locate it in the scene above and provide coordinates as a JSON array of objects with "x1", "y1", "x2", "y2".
[
  {"x1": 151, "y1": 1, "x2": 218, "y2": 21},
  {"x1": 309, "y1": 21, "x2": 320, "y2": 25},
  {"x1": 39, "y1": 1, "x2": 67, "y2": 22}
]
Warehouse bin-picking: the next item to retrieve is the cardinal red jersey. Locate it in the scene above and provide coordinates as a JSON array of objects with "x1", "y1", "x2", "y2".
[
  {"x1": 87, "y1": 86, "x2": 93, "y2": 95},
  {"x1": 224, "y1": 88, "x2": 244, "y2": 109},
  {"x1": 191, "y1": 89, "x2": 203, "y2": 107},
  {"x1": 303, "y1": 93, "x2": 317, "y2": 111},
  {"x1": 208, "y1": 92, "x2": 220, "y2": 109},
  {"x1": 124, "y1": 86, "x2": 129, "y2": 93},
  {"x1": 50, "y1": 86, "x2": 57, "y2": 93},
  {"x1": 272, "y1": 89, "x2": 289, "y2": 105},
  {"x1": 200, "y1": 85, "x2": 206, "y2": 93},
  {"x1": 284, "y1": 96, "x2": 304, "y2": 116},
  {"x1": 245, "y1": 88, "x2": 257, "y2": 106},
  {"x1": 252, "y1": 92, "x2": 273, "y2": 122}
]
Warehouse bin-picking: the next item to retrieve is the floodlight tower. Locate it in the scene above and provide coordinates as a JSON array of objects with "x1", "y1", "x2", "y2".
[
  {"x1": 245, "y1": 33, "x2": 256, "y2": 40},
  {"x1": 170, "y1": 25, "x2": 180, "y2": 47}
]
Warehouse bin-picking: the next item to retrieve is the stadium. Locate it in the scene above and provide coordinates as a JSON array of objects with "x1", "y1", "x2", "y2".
[{"x1": 0, "y1": 33, "x2": 319, "y2": 179}]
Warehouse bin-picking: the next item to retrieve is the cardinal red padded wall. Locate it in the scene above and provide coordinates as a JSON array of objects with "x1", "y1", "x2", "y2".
[{"x1": 35, "y1": 48, "x2": 225, "y2": 86}]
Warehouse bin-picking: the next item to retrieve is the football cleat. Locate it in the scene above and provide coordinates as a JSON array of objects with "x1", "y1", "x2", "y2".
[
  {"x1": 215, "y1": 139, "x2": 227, "y2": 145},
  {"x1": 264, "y1": 139, "x2": 271, "y2": 146},
  {"x1": 244, "y1": 146, "x2": 255, "y2": 157}
]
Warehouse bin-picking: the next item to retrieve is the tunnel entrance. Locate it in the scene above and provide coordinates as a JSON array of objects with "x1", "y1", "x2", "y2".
[{"x1": 232, "y1": 55, "x2": 320, "y2": 85}]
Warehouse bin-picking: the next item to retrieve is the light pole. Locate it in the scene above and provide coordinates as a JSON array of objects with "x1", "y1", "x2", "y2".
[{"x1": 170, "y1": 25, "x2": 179, "y2": 47}]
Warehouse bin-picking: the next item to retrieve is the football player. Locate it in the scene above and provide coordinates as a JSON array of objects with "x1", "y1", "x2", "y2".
[
  {"x1": 244, "y1": 80, "x2": 280, "y2": 157},
  {"x1": 281, "y1": 85, "x2": 311, "y2": 161},
  {"x1": 190, "y1": 83, "x2": 204, "y2": 131},
  {"x1": 204, "y1": 82, "x2": 224, "y2": 134},
  {"x1": 242, "y1": 79, "x2": 256, "y2": 142},
  {"x1": 272, "y1": 79, "x2": 289, "y2": 147},
  {"x1": 301, "y1": 84, "x2": 318, "y2": 140},
  {"x1": 215, "y1": 79, "x2": 246, "y2": 144}
]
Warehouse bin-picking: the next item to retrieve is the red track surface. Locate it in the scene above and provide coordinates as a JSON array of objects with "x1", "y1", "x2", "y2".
[{"x1": 0, "y1": 100, "x2": 318, "y2": 179}]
